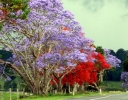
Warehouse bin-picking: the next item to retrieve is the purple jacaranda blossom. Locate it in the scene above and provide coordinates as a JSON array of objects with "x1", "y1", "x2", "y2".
[
  {"x1": 37, "y1": 53, "x2": 62, "y2": 65},
  {"x1": 16, "y1": 10, "x2": 23, "y2": 17},
  {"x1": 64, "y1": 50, "x2": 88, "y2": 63},
  {"x1": 103, "y1": 48, "x2": 121, "y2": 67},
  {"x1": 121, "y1": 72, "x2": 128, "y2": 82},
  {"x1": 59, "y1": 67, "x2": 66, "y2": 71},
  {"x1": 121, "y1": 72, "x2": 128, "y2": 90},
  {"x1": 5, "y1": 76, "x2": 11, "y2": 81},
  {"x1": 14, "y1": 61, "x2": 21, "y2": 67}
]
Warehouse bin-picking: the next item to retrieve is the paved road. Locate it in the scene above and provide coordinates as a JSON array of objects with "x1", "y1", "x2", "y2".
[{"x1": 66, "y1": 93, "x2": 128, "y2": 100}]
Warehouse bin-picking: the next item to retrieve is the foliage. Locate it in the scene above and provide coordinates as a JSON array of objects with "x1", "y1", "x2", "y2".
[
  {"x1": 104, "y1": 67, "x2": 121, "y2": 81},
  {"x1": 0, "y1": 54, "x2": 2, "y2": 58},
  {"x1": 96, "y1": 46, "x2": 104, "y2": 55},
  {"x1": 0, "y1": 0, "x2": 30, "y2": 30},
  {"x1": 122, "y1": 56, "x2": 128, "y2": 71},
  {"x1": 121, "y1": 56, "x2": 128, "y2": 91},
  {"x1": 103, "y1": 48, "x2": 121, "y2": 67},
  {"x1": 116, "y1": 48, "x2": 127, "y2": 64},
  {"x1": 121, "y1": 72, "x2": 128, "y2": 90},
  {"x1": 0, "y1": 50, "x2": 12, "y2": 61}
]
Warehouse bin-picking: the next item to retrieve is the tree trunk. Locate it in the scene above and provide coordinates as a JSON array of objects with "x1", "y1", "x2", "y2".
[
  {"x1": 79, "y1": 84, "x2": 84, "y2": 93},
  {"x1": 30, "y1": 69, "x2": 52, "y2": 95},
  {"x1": 99, "y1": 70, "x2": 104, "y2": 84},
  {"x1": 28, "y1": 78, "x2": 51, "y2": 95},
  {"x1": 57, "y1": 79, "x2": 62, "y2": 94},
  {"x1": 72, "y1": 83, "x2": 78, "y2": 95}
]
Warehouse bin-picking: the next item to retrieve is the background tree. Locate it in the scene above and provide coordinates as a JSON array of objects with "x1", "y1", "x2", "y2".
[
  {"x1": 96, "y1": 46, "x2": 104, "y2": 55},
  {"x1": 116, "y1": 48, "x2": 127, "y2": 65},
  {"x1": 122, "y1": 56, "x2": 128, "y2": 71},
  {"x1": 121, "y1": 57, "x2": 128, "y2": 91},
  {"x1": 126, "y1": 50, "x2": 128, "y2": 55}
]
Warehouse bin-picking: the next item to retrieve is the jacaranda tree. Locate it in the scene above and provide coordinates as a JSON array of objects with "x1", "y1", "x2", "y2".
[{"x1": 0, "y1": 0, "x2": 96, "y2": 95}]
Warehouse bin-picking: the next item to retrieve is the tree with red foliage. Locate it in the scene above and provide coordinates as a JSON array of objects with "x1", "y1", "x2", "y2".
[
  {"x1": 59, "y1": 52, "x2": 111, "y2": 93},
  {"x1": 62, "y1": 52, "x2": 110, "y2": 85},
  {"x1": 62, "y1": 62, "x2": 94, "y2": 86}
]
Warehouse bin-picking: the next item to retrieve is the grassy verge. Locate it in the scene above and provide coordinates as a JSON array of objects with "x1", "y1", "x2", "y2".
[
  {"x1": 0, "y1": 81, "x2": 124, "y2": 100},
  {"x1": 20, "y1": 81, "x2": 124, "y2": 100},
  {"x1": 0, "y1": 90, "x2": 124, "y2": 100},
  {"x1": 19, "y1": 91, "x2": 124, "y2": 100},
  {"x1": 20, "y1": 92, "x2": 99, "y2": 100}
]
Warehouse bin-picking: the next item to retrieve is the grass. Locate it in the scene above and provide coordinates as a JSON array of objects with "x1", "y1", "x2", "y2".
[
  {"x1": 103, "y1": 81, "x2": 123, "y2": 91},
  {"x1": 0, "y1": 91, "x2": 100, "y2": 100},
  {"x1": 0, "y1": 77, "x2": 5, "y2": 90},
  {"x1": 19, "y1": 92, "x2": 105, "y2": 100},
  {"x1": 0, "y1": 91, "x2": 114, "y2": 100},
  {"x1": 0, "y1": 81, "x2": 125, "y2": 100},
  {"x1": 0, "y1": 91, "x2": 18, "y2": 100},
  {"x1": 19, "y1": 91, "x2": 124, "y2": 100}
]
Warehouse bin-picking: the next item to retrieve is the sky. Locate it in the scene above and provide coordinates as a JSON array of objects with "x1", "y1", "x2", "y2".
[{"x1": 62, "y1": 0, "x2": 128, "y2": 52}]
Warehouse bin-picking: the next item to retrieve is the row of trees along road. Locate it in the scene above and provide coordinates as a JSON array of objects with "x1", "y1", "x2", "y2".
[{"x1": 0, "y1": 0, "x2": 121, "y2": 96}]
